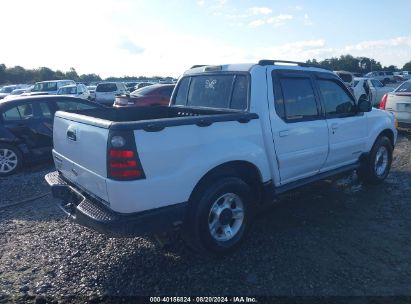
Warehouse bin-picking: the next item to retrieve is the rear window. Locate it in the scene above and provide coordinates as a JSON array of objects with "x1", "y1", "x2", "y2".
[
  {"x1": 386, "y1": 72, "x2": 394, "y2": 76},
  {"x1": 395, "y1": 82, "x2": 411, "y2": 93},
  {"x1": 96, "y1": 83, "x2": 117, "y2": 92},
  {"x1": 173, "y1": 74, "x2": 248, "y2": 110}
]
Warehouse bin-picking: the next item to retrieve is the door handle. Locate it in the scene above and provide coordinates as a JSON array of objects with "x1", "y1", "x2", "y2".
[
  {"x1": 67, "y1": 129, "x2": 77, "y2": 141},
  {"x1": 279, "y1": 130, "x2": 289, "y2": 137}
]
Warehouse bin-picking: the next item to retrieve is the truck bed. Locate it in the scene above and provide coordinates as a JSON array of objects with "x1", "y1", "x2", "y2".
[{"x1": 56, "y1": 106, "x2": 258, "y2": 132}]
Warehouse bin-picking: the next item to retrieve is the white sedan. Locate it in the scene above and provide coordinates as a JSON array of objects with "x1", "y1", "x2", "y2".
[
  {"x1": 57, "y1": 84, "x2": 90, "y2": 100},
  {"x1": 380, "y1": 80, "x2": 411, "y2": 129},
  {"x1": 353, "y1": 77, "x2": 394, "y2": 106}
]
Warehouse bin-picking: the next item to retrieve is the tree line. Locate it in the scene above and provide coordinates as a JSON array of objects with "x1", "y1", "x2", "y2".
[
  {"x1": 306, "y1": 55, "x2": 411, "y2": 73},
  {"x1": 1, "y1": 55, "x2": 411, "y2": 85},
  {"x1": 0, "y1": 64, "x2": 175, "y2": 85}
]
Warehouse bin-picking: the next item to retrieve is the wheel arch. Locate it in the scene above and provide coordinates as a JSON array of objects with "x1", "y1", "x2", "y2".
[
  {"x1": 188, "y1": 160, "x2": 264, "y2": 205},
  {"x1": 377, "y1": 128, "x2": 395, "y2": 147}
]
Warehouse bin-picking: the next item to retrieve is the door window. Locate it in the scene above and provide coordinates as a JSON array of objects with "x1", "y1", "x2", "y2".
[
  {"x1": 317, "y1": 80, "x2": 355, "y2": 116},
  {"x1": 17, "y1": 104, "x2": 34, "y2": 120},
  {"x1": 2, "y1": 107, "x2": 21, "y2": 121},
  {"x1": 278, "y1": 77, "x2": 319, "y2": 122},
  {"x1": 39, "y1": 102, "x2": 53, "y2": 118}
]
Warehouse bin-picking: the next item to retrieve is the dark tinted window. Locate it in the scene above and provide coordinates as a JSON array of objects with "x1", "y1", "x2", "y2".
[
  {"x1": 174, "y1": 78, "x2": 190, "y2": 105},
  {"x1": 231, "y1": 75, "x2": 248, "y2": 110},
  {"x1": 39, "y1": 102, "x2": 53, "y2": 118},
  {"x1": 2, "y1": 107, "x2": 21, "y2": 121},
  {"x1": 279, "y1": 78, "x2": 318, "y2": 121},
  {"x1": 386, "y1": 72, "x2": 393, "y2": 76},
  {"x1": 17, "y1": 104, "x2": 34, "y2": 119},
  {"x1": 395, "y1": 81, "x2": 411, "y2": 93},
  {"x1": 318, "y1": 80, "x2": 355, "y2": 116},
  {"x1": 96, "y1": 83, "x2": 117, "y2": 92}
]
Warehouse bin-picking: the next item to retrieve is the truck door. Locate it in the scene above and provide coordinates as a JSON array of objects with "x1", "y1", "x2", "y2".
[
  {"x1": 267, "y1": 70, "x2": 329, "y2": 184},
  {"x1": 314, "y1": 75, "x2": 367, "y2": 171}
]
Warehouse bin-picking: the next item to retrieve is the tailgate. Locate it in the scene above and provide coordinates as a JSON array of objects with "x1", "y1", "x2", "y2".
[{"x1": 53, "y1": 114, "x2": 110, "y2": 202}]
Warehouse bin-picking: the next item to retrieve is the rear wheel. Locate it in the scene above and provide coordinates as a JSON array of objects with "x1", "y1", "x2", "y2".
[
  {"x1": 358, "y1": 136, "x2": 393, "y2": 184},
  {"x1": 183, "y1": 177, "x2": 252, "y2": 255},
  {"x1": 0, "y1": 144, "x2": 22, "y2": 176}
]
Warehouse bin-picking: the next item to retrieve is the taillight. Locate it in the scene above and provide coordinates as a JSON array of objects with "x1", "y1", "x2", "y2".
[
  {"x1": 110, "y1": 150, "x2": 134, "y2": 158},
  {"x1": 107, "y1": 132, "x2": 145, "y2": 180},
  {"x1": 379, "y1": 94, "x2": 388, "y2": 110}
]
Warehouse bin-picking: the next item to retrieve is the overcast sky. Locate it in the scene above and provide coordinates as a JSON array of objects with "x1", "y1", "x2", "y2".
[{"x1": 1, "y1": 0, "x2": 410, "y2": 78}]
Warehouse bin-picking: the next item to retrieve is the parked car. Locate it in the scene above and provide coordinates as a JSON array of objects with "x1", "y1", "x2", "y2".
[
  {"x1": 87, "y1": 85, "x2": 97, "y2": 101},
  {"x1": 398, "y1": 71, "x2": 411, "y2": 80},
  {"x1": 353, "y1": 77, "x2": 394, "y2": 106},
  {"x1": 95, "y1": 82, "x2": 127, "y2": 105},
  {"x1": 393, "y1": 72, "x2": 407, "y2": 82},
  {"x1": 365, "y1": 71, "x2": 395, "y2": 84},
  {"x1": 0, "y1": 85, "x2": 20, "y2": 100},
  {"x1": 45, "y1": 60, "x2": 397, "y2": 254},
  {"x1": 134, "y1": 82, "x2": 155, "y2": 90},
  {"x1": 379, "y1": 80, "x2": 411, "y2": 129},
  {"x1": 57, "y1": 84, "x2": 90, "y2": 100},
  {"x1": 0, "y1": 96, "x2": 103, "y2": 176},
  {"x1": 24, "y1": 80, "x2": 76, "y2": 96},
  {"x1": 1, "y1": 88, "x2": 29, "y2": 101},
  {"x1": 114, "y1": 84, "x2": 175, "y2": 107}
]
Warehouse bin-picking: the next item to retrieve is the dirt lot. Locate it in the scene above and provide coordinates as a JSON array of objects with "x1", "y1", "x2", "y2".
[{"x1": 0, "y1": 132, "x2": 410, "y2": 302}]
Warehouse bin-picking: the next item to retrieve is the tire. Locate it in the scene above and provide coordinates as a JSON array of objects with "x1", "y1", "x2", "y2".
[
  {"x1": 358, "y1": 136, "x2": 393, "y2": 184},
  {"x1": 0, "y1": 144, "x2": 23, "y2": 176},
  {"x1": 183, "y1": 177, "x2": 252, "y2": 255}
]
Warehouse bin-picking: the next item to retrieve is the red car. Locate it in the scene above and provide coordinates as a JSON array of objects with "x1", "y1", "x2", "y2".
[{"x1": 114, "y1": 84, "x2": 175, "y2": 107}]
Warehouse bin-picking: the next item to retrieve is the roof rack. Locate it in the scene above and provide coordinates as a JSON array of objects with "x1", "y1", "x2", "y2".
[{"x1": 258, "y1": 60, "x2": 331, "y2": 71}]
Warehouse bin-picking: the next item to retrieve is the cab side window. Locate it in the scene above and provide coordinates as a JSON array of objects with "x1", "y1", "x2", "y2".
[
  {"x1": 278, "y1": 77, "x2": 319, "y2": 122},
  {"x1": 317, "y1": 80, "x2": 355, "y2": 116}
]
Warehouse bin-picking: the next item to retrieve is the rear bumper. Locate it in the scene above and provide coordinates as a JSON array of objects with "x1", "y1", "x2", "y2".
[{"x1": 45, "y1": 171, "x2": 187, "y2": 237}]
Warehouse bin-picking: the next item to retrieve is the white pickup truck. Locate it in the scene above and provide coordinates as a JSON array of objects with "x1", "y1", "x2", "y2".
[{"x1": 45, "y1": 60, "x2": 397, "y2": 254}]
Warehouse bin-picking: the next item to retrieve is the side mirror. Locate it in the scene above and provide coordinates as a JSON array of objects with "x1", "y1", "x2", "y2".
[{"x1": 358, "y1": 97, "x2": 372, "y2": 112}]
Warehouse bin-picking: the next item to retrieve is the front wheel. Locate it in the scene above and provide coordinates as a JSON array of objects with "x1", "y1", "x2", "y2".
[
  {"x1": 0, "y1": 144, "x2": 23, "y2": 176},
  {"x1": 183, "y1": 177, "x2": 252, "y2": 255},
  {"x1": 358, "y1": 136, "x2": 393, "y2": 184}
]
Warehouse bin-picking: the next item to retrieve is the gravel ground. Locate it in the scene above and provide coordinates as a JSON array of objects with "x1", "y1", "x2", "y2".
[{"x1": 0, "y1": 132, "x2": 410, "y2": 302}]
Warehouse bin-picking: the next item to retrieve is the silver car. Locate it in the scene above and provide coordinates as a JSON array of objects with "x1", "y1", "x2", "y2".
[{"x1": 381, "y1": 80, "x2": 411, "y2": 129}]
